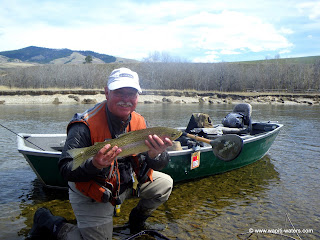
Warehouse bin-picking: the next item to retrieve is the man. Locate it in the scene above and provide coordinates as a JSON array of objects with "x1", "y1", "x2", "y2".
[{"x1": 28, "y1": 68, "x2": 173, "y2": 240}]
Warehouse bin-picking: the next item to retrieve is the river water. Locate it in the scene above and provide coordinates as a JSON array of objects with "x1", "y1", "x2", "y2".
[{"x1": 0, "y1": 103, "x2": 319, "y2": 240}]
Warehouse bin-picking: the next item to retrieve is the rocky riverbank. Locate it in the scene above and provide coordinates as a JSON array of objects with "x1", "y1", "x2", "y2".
[{"x1": 0, "y1": 89, "x2": 319, "y2": 105}]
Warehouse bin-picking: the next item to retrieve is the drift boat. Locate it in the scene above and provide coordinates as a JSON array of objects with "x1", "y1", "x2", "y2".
[{"x1": 17, "y1": 104, "x2": 282, "y2": 188}]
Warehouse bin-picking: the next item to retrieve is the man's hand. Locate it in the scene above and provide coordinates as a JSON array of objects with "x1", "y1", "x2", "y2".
[
  {"x1": 92, "y1": 144, "x2": 122, "y2": 169},
  {"x1": 145, "y1": 135, "x2": 173, "y2": 159}
]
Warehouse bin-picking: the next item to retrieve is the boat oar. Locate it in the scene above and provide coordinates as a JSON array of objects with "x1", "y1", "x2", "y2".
[{"x1": 182, "y1": 132, "x2": 243, "y2": 162}]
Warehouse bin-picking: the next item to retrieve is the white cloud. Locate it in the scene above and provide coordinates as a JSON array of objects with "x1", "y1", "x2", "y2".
[
  {"x1": 279, "y1": 49, "x2": 291, "y2": 54},
  {"x1": 176, "y1": 10, "x2": 293, "y2": 59},
  {"x1": 220, "y1": 49, "x2": 241, "y2": 55},
  {"x1": 279, "y1": 27, "x2": 294, "y2": 35},
  {"x1": 192, "y1": 51, "x2": 220, "y2": 63},
  {"x1": 0, "y1": 17, "x2": 183, "y2": 59},
  {"x1": 0, "y1": 0, "x2": 316, "y2": 62},
  {"x1": 297, "y1": 2, "x2": 320, "y2": 20}
]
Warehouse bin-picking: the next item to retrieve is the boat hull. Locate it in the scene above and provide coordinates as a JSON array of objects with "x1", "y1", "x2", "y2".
[
  {"x1": 22, "y1": 151, "x2": 66, "y2": 188},
  {"x1": 163, "y1": 128, "x2": 280, "y2": 182}
]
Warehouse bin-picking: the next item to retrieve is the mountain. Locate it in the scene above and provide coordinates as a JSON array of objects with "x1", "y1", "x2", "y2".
[
  {"x1": 0, "y1": 46, "x2": 136, "y2": 64},
  {"x1": 49, "y1": 52, "x2": 105, "y2": 64}
]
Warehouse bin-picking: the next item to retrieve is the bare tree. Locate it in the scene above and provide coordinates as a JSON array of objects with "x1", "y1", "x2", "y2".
[{"x1": 1, "y1": 58, "x2": 319, "y2": 92}]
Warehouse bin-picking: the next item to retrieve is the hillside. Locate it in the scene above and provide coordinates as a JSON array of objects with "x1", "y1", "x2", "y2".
[
  {"x1": 0, "y1": 46, "x2": 137, "y2": 65},
  {"x1": 239, "y1": 55, "x2": 320, "y2": 64}
]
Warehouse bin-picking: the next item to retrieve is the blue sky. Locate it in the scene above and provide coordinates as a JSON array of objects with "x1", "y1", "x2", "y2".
[{"x1": 0, "y1": 0, "x2": 319, "y2": 62}]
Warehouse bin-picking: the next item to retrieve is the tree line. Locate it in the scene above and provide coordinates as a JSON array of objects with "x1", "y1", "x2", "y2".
[{"x1": 1, "y1": 59, "x2": 319, "y2": 93}]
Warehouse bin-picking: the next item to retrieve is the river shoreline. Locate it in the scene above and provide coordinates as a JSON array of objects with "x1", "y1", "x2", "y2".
[{"x1": 0, "y1": 89, "x2": 319, "y2": 105}]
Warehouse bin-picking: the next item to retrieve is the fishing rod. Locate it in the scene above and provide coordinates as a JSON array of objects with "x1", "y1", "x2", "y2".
[
  {"x1": 124, "y1": 230, "x2": 171, "y2": 240},
  {"x1": 0, "y1": 123, "x2": 45, "y2": 151}
]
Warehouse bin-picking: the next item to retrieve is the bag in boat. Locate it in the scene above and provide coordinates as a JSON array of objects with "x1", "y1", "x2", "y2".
[
  {"x1": 222, "y1": 112, "x2": 244, "y2": 128},
  {"x1": 186, "y1": 113, "x2": 213, "y2": 132}
]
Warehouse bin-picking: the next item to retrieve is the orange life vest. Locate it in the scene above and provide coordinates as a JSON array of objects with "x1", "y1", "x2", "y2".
[{"x1": 68, "y1": 100, "x2": 153, "y2": 204}]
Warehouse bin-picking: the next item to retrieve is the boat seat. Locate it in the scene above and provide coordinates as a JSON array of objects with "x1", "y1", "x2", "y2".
[
  {"x1": 221, "y1": 103, "x2": 252, "y2": 134},
  {"x1": 186, "y1": 113, "x2": 213, "y2": 133},
  {"x1": 192, "y1": 126, "x2": 248, "y2": 137}
]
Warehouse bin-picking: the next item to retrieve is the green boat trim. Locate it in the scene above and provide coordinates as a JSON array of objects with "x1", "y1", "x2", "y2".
[
  {"x1": 163, "y1": 122, "x2": 282, "y2": 182},
  {"x1": 17, "y1": 122, "x2": 282, "y2": 189}
]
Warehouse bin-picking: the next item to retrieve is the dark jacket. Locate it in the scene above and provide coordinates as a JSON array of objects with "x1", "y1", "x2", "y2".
[{"x1": 58, "y1": 106, "x2": 169, "y2": 193}]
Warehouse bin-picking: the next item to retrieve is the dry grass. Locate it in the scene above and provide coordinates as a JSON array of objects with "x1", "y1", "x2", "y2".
[
  {"x1": 0, "y1": 86, "x2": 318, "y2": 97},
  {"x1": 0, "y1": 62, "x2": 38, "y2": 69}
]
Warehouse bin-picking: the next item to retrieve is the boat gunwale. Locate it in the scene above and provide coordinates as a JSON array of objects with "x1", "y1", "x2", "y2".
[
  {"x1": 17, "y1": 133, "x2": 66, "y2": 156},
  {"x1": 17, "y1": 123, "x2": 283, "y2": 158}
]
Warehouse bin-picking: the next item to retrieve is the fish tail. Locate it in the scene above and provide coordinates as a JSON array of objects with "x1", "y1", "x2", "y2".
[{"x1": 68, "y1": 148, "x2": 88, "y2": 171}]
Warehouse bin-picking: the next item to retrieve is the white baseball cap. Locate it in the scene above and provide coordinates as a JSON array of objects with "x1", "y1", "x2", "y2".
[{"x1": 107, "y1": 68, "x2": 142, "y2": 93}]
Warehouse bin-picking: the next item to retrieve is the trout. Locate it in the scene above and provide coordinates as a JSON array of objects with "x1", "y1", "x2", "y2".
[{"x1": 68, "y1": 127, "x2": 182, "y2": 171}]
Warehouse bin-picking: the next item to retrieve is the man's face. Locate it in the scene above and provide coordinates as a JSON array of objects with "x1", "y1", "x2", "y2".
[{"x1": 105, "y1": 87, "x2": 139, "y2": 120}]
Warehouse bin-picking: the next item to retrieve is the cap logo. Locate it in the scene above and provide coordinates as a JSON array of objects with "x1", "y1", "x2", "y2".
[{"x1": 119, "y1": 73, "x2": 133, "y2": 79}]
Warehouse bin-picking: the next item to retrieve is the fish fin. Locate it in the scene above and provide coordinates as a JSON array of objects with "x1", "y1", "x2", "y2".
[
  {"x1": 117, "y1": 131, "x2": 134, "y2": 138},
  {"x1": 67, "y1": 147, "x2": 88, "y2": 171},
  {"x1": 94, "y1": 139, "x2": 112, "y2": 145}
]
